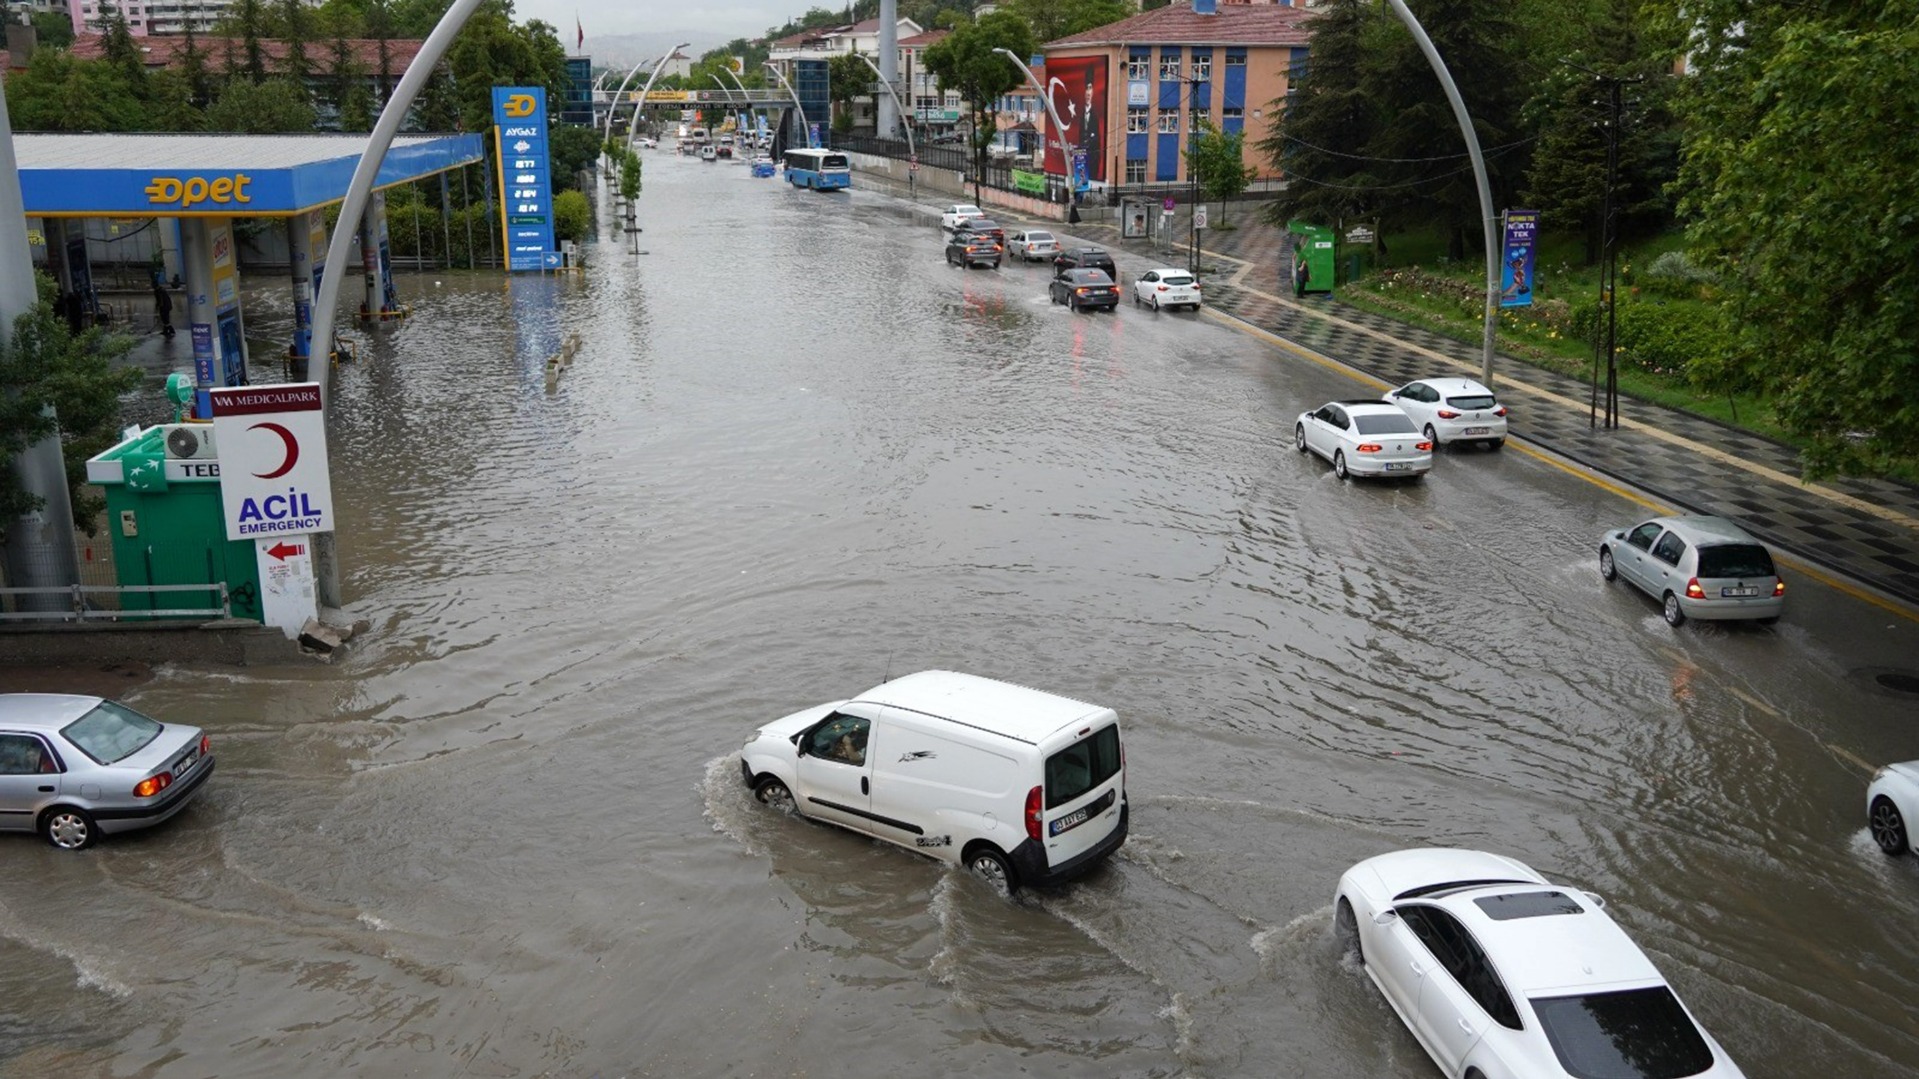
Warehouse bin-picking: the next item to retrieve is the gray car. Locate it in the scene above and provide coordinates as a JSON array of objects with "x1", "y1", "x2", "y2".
[
  {"x1": 1598, "y1": 516, "x2": 1785, "y2": 626},
  {"x1": 0, "y1": 694, "x2": 214, "y2": 849}
]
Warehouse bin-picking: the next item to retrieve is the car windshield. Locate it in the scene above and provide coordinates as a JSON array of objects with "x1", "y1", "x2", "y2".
[
  {"x1": 1447, "y1": 394, "x2": 1498, "y2": 409},
  {"x1": 1046, "y1": 725, "x2": 1121, "y2": 808},
  {"x1": 1354, "y1": 413, "x2": 1419, "y2": 435},
  {"x1": 61, "y1": 700, "x2": 163, "y2": 764},
  {"x1": 1696, "y1": 543, "x2": 1774, "y2": 578},
  {"x1": 1532, "y1": 986, "x2": 1715, "y2": 1079}
]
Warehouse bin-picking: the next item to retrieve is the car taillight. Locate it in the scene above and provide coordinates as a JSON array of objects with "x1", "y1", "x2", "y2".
[
  {"x1": 1685, "y1": 578, "x2": 1706, "y2": 599},
  {"x1": 1025, "y1": 786, "x2": 1044, "y2": 842},
  {"x1": 1192, "y1": 283, "x2": 1202, "y2": 290},
  {"x1": 1773, "y1": 580, "x2": 1786, "y2": 596},
  {"x1": 1416, "y1": 440, "x2": 1433, "y2": 451},
  {"x1": 1493, "y1": 406, "x2": 1508, "y2": 417},
  {"x1": 1356, "y1": 443, "x2": 1383, "y2": 453},
  {"x1": 200, "y1": 733, "x2": 211, "y2": 754},
  {"x1": 1157, "y1": 284, "x2": 1168, "y2": 291},
  {"x1": 134, "y1": 772, "x2": 173, "y2": 798},
  {"x1": 1437, "y1": 409, "x2": 1461, "y2": 419},
  {"x1": 1077, "y1": 288, "x2": 1089, "y2": 295}
]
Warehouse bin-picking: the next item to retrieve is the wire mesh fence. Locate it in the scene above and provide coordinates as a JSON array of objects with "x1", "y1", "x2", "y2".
[{"x1": 1, "y1": 539, "x2": 236, "y2": 622}]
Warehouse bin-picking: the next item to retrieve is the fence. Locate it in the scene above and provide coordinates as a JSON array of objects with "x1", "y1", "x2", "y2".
[
  {"x1": 1, "y1": 539, "x2": 238, "y2": 623},
  {"x1": 833, "y1": 133, "x2": 1023, "y2": 197}
]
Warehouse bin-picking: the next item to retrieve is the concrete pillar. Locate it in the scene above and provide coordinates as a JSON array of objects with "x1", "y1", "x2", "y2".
[
  {"x1": 358, "y1": 189, "x2": 402, "y2": 320},
  {"x1": 878, "y1": 0, "x2": 899, "y2": 139},
  {"x1": 287, "y1": 211, "x2": 315, "y2": 366},
  {"x1": 1, "y1": 73, "x2": 80, "y2": 610}
]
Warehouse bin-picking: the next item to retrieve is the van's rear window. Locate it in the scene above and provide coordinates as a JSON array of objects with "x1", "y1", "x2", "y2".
[
  {"x1": 1046, "y1": 725, "x2": 1121, "y2": 809},
  {"x1": 822, "y1": 155, "x2": 850, "y2": 169},
  {"x1": 1696, "y1": 544, "x2": 1774, "y2": 578}
]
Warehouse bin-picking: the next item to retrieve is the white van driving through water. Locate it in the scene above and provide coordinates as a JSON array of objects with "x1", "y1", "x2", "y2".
[{"x1": 740, "y1": 670, "x2": 1128, "y2": 895}]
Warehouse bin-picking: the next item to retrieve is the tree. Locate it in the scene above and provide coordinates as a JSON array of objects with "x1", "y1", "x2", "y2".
[
  {"x1": 999, "y1": 0, "x2": 1131, "y2": 45},
  {"x1": 553, "y1": 189, "x2": 590, "y2": 243},
  {"x1": 148, "y1": 70, "x2": 209, "y2": 132},
  {"x1": 326, "y1": 33, "x2": 374, "y2": 131},
  {"x1": 4, "y1": 51, "x2": 148, "y2": 132},
  {"x1": 443, "y1": 7, "x2": 568, "y2": 135},
  {"x1": 30, "y1": 11, "x2": 74, "y2": 48},
  {"x1": 178, "y1": 21, "x2": 214, "y2": 107},
  {"x1": 207, "y1": 77, "x2": 318, "y2": 132},
  {"x1": 98, "y1": 6, "x2": 148, "y2": 89},
  {"x1": 0, "y1": 275, "x2": 142, "y2": 539},
  {"x1": 1257, "y1": 0, "x2": 1381, "y2": 233},
  {"x1": 825, "y1": 53, "x2": 871, "y2": 131},
  {"x1": 548, "y1": 123, "x2": 603, "y2": 191},
  {"x1": 229, "y1": 0, "x2": 271, "y2": 83},
  {"x1": 922, "y1": 11, "x2": 1036, "y2": 190},
  {"x1": 277, "y1": 0, "x2": 316, "y2": 85},
  {"x1": 1184, "y1": 118, "x2": 1256, "y2": 228},
  {"x1": 1666, "y1": 0, "x2": 1919, "y2": 477}
]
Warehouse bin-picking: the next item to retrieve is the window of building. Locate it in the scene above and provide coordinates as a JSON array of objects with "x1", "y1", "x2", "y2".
[
  {"x1": 1225, "y1": 52, "x2": 1247, "y2": 67},
  {"x1": 1157, "y1": 112, "x2": 1179, "y2": 134},
  {"x1": 1126, "y1": 158, "x2": 1147, "y2": 184},
  {"x1": 1127, "y1": 107, "x2": 1148, "y2": 133},
  {"x1": 1127, "y1": 54, "x2": 1151, "y2": 81},
  {"x1": 1191, "y1": 56, "x2": 1212, "y2": 82},
  {"x1": 1159, "y1": 52, "x2": 1181, "y2": 80},
  {"x1": 1223, "y1": 106, "x2": 1244, "y2": 121}
]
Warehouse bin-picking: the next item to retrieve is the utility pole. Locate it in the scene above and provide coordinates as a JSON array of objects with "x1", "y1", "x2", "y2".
[
  {"x1": 1576, "y1": 66, "x2": 1641, "y2": 430},
  {"x1": 1186, "y1": 77, "x2": 1201, "y2": 278}
]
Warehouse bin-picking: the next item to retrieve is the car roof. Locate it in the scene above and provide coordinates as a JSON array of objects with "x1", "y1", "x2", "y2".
[
  {"x1": 0, "y1": 692, "x2": 105, "y2": 730},
  {"x1": 854, "y1": 670, "x2": 1111, "y2": 745},
  {"x1": 1423, "y1": 885, "x2": 1667, "y2": 995},
  {"x1": 1641, "y1": 516, "x2": 1765, "y2": 545},
  {"x1": 1409, "y1": 377, "x2": 1494, "y2": 394}
]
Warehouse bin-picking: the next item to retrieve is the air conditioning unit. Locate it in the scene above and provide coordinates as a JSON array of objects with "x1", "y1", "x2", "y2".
[{"x1": 161, "y1": 423, "x2": 218, "y2": 461}]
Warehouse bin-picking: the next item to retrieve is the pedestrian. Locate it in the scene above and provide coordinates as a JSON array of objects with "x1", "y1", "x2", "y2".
[{"x1": 153, "y1": 278, "x2": 175, "y2": 338}]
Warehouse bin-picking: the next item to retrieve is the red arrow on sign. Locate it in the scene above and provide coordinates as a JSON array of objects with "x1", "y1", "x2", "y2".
[{"x1": 266, "y1": 541, "x2": 306, "y2": 561}]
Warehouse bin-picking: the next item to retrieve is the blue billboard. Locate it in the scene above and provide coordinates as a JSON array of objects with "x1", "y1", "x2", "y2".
[
  {"x1": 492, "y1": 86, "x2": 560, "y2": 272},
  {"x1": 1500, "y1": 209, "x2": 1538, "y2": 308}
]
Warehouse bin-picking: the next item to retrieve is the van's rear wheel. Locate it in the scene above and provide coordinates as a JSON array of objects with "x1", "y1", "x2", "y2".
[
  {"x1": 966, "y1": 846, "x2": 1017, "y2": 896},
  {"x1": 753, "y1": 776, "x2": 795, "y2": 814}
]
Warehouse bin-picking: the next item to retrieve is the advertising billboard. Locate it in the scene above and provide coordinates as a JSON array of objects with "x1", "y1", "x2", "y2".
[
  {"x1": 1041, "y1": 56, "x2": 1109, "y2": 183},
  {"x1": 491, "y1": 87, "x2": 559, "y2": 272}
]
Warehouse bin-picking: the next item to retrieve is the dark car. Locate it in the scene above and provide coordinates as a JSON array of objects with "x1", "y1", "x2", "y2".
[
  {"x1": 954, "y1": 217, "x2": 1006, "y2": 244},
  {"x1": 1053, "y1": 247, "x2": 1118, "y2": 280},
  {"x1": 1049, "y1": 268, "x2": 1120, "y2": 311},
  {"x1": 946, "y1": 234, "x2": 1003, "y2": 269}
]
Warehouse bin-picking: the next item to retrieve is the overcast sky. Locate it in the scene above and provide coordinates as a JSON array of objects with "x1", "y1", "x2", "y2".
[{"x1": 517, "y1": 0, "x2": 810, "y2": 47}]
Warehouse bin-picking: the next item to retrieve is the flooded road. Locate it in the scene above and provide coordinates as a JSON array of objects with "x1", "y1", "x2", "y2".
[{"x1": 4, "y1": 149, "x2": 1918, "y2": 1078}]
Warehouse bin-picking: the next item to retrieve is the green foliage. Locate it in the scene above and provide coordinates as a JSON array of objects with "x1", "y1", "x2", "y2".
[
  {"x1": 0, "y1": 275, "x2": 142, "y2": 539},
  {"x1": 1257, "y1": 0, "x2": 1381, "y2": 231},
  {"x1": 922, "y1": 11, "x2": 1035, "y2": 177},
  {"x1": 548, "y1": 123, "x2": 603, "y2": 192},
  {"x1": 552, "y1": 190, "x2": 591, "y2": 244},
  {"x1": 1669, "y1": 0, "x2": 1919, "y2": 476},
  {"x1": 30, "y1": 11, "x2": 74, "y2": 48},
  {"x1": 1184, "y1": 118, "x2": 1256, "y2": 226},
  {"x1": 998, "y1": 0, "x2": 1132, "y2": 44},
  {"x1": 4, "y1": 50, "x2": 148, "y2": 132},
  {"x1": 826, "y1": 52, "x2": 872, "y2": 117},
  {"x1": 1569, "y1": 300, "x2": 1727, "y2": 379},
  {"x1": 444, "y1": 9, "x2": 569, "y2": 136},
  {"x1": 207, "y1": 77, "x2": 318, "y2": 132}
]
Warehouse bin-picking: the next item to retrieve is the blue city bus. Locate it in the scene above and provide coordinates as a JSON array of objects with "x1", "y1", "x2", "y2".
[{"x1": 783, "y1": 148, "x2": 852, "y2": 191}]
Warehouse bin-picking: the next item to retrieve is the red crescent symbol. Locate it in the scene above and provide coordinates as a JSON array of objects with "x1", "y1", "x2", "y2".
[{"x1": 251, "y1": 422, "x2": 299, "y2": 478}]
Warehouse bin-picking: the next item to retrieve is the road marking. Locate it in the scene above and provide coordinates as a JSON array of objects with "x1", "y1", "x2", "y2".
[
  {"x1": 1828, "y1": 743, "x2": 1878, "y2": 776},
  {"x1": 1725, "y1": 685, "x2": 1782, "y2": 719},
  {"x1": 1221, "y1": 281, "x2": 1919, "y2": 535}
]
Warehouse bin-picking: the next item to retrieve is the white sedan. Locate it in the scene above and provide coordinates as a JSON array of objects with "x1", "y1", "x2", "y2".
[
  {"x1": 1132, "y1": 267, "x2": 1201, "y2": 311},
  {"x1": 1336, "y1": 849, "x2": 1746, "y2": 1079},
  {"x1": 1007, "y1": 229, "x2": 1061, "y2": 261},
  {"x1": 1385, "y1": 377, "x2": 1509, "y2": 449},
  {"x1": 1868, "y1": 760, "x2": 1918, "y2": 856},
  {"x1": 1295, "y1": 400, "x2": 1431, "y2": 480},
  {"x1": 940, "y1": 204, "x2": 986, "y2": 230}
]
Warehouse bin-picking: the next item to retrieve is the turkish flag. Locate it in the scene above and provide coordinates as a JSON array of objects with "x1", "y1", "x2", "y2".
[{"x1": 576, "y1": 16, "x2": 584, "y2": 49}]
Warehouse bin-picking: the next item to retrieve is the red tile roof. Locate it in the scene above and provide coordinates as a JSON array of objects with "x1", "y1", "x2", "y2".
[
  {"x1": 70, "y1": 33, "x2": 429, "y2": 74},
  {"x1": 1045, "y1": 1, "x2": 1315, "y2": 48},
  {"x1": 898, "y1": 28, "x2": 949, "y2": 48}
]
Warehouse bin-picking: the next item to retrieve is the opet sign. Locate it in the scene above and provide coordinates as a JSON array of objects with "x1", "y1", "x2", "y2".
[{"x1": 143, "y1": 174, "x2": 255, "y2": 211}]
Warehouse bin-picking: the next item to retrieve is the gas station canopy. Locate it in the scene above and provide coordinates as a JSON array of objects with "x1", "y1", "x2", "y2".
[{"x1": 14, "y1": 132, "x2": 487, "y2": 218}]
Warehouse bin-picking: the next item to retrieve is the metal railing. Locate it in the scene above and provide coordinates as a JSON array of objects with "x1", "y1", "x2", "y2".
[
  {"x1": 0, "y1": 582, "x2": 231, "y2": 622},
  {"x1": 834, "y1": 132, "x2": 1024, "y2": 195}
]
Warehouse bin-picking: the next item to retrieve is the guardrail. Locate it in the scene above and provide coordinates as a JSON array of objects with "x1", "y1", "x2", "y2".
[{"x1": 0, "y1": 582, "x2": 231, "y2": 623}]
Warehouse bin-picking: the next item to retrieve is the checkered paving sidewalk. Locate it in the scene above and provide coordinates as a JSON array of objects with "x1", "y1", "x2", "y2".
[{"x1": 1075, "y1": 215, "x2": 1919, "y2": 611}]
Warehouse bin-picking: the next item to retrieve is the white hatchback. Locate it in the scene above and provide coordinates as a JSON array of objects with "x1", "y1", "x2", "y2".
[
  {"x1": 940, "y1": 204, "x2": 986, "y2": 230},
  {"x1": 1008, "y1": 229, "x2": 1061, "y2": 261},
  {"x1": 1386, "y1": 377, "x2": 1509, "y2": 449},
  {"x1": 1132, "y1": 268, "x2": 1201, "y2": 311},
  {"x1": 1336, "y1": 848, "x2": 1746, "y2": 1079},
  {"x1": 1295, "y1": 400, "x2": 1432, "y2": 480},
  {"x1": 1867, "y1": 760, "x2": 1917, "y2": 857}
]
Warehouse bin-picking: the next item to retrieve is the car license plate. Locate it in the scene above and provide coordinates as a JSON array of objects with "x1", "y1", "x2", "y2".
[
  {"x1": 1383, "y1": 462, "x2": 1409, "y2": 471},
  {"x1": 1721, "y1": 586, "x2": 1759, "y2": 597},
  {"x1": 1050, "y1": 806, "x2": 1090, "y2": 836},
  {"x1": 1463, "y1": 426, "x2": 1490, "y2": 435},
  {"x1": 174, "y1": 751, "x2": 196, "y2": 776}
]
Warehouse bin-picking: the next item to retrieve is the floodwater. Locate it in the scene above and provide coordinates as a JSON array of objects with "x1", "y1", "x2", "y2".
[{"x1": 4, "y1": 148, "x2": 1917, "y2": 1079}]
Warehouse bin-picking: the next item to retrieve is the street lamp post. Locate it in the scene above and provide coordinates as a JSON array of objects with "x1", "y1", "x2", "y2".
[
  {"x1": 603, "y1": 43, "x2": 689, "y2": 166},
  {"x1": 718, "y1": 67, "x2": 755, "y2": 149},
  {"x1": 853, "y1": 51, "x2": 916, "y2": 200},
  {"x1": 992, "y1": 48, "x2": 1075, "y2": 222},
  {"x1": 1183, "y1": 76, "x2": 1201, "y2": 277},
  {"x1": 622, "y1": 50, "x2": 689, "y2": 155}
]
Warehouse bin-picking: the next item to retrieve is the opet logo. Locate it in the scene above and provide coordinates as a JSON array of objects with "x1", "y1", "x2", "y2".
[
  {"x1": 143, "y1": 174, "x2": 253, "y2": 210},
  {"x1": 501, "y1": 93, "x2": 537, "y2": 118}
]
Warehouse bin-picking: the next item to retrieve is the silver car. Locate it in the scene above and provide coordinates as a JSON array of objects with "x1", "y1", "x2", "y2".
[
  {"x1": 1598, "y1": 516, "x2": 1785, "y2": 626},
  {"x1": 0, "y1": 694, "x2": 214, "y2": 849}
]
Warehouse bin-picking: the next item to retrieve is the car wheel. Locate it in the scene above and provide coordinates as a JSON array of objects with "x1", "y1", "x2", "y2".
[
  {"x1": 1759, "y1": 616, "x2": 1780, "y2": 625},
  {"x1": 41, "y1": 805, "x2": 97, "y2": 850},
  {"x1": 1486, "y1": 438, "x2": 1505, "y2": 450},
  {"x1": 753, "y1": 776, "x2": 796, "y2": 814},
  {"x1": 1662, "y1": 592, "x2": 1687, "y2": 627},
  {"x1": 966, "y1": 845, "x2": 1017, "y2": 896},
  {"x1": 992, "y1": 261, "x2": 1001, "y2": 269},
  {"x1": 1599, "y1": 547, "x2": 1617, "y2": 581},
  {"x1": 1870, "y1": 795, "x2": 1909, "y2": 856},
  {"x1": 1335, "y1": 898, "x2": 1363, "y2": 965},
  {"x1": 1133, "y1": 292, "x2": 1140, "y2": 306},
  {"x1": 1423, "y1": 423, "x2": 1439, "y2": 448},
  {"x1": 1294, "y1": 424, "x2": 1308, "y2": 453},
  {"x1": 1333, "y1": 450, "x2": 1349, "y2": 480},
  {"x1": 1151, "y1": 295, "x2": 1160, "y2": 311}
]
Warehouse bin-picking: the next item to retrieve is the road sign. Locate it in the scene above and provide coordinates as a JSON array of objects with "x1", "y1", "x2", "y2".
[
  {"x1": 1194, "y1": 205, "x2": 1208, "y2": 231},
  {"x1": 208, "y1": 382, "x2": 334, "y2": 544},
  {"x1": 1163, "y1": 196, "x2": 1176, "y2": 212},
  {"x1": 909, "y1": 155, "x2": 919, "y2": 173}
]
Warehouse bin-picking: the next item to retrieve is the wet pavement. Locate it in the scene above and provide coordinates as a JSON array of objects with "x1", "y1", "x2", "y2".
[{"x1": 2, "y1": 151, "x2": 1917, "y2": 1078}]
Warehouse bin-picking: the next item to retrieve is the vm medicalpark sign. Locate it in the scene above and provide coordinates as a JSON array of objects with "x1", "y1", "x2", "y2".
[{"x1": 209, "y1": 383, "x2": 335, "y2": 636}]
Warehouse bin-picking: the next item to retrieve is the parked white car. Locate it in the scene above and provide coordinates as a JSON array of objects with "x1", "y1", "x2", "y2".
[
  {"x1": 1598, "y1": 516, "x2": 1784, "y2": 626},
  {"x1": 1336, "y1": 848, "x2": 1746, "y2": 1079},
  {"x1": 1295, "y1": 400, "x2": 1432, "y2": 480},
  {"x1": 739, "y1": 671, "x2": 1128, "y2": 895},
  {"x1": 1868, "y1": 760, "x2": 1918, "y2": 856},
  {"x1": 1007, "y1": 229, "x2": 1061, "y2": 261},
  {"x1": 1385, "y1": 377, "x2": 1509, "y2": 449},
  {"x1": 940, "y1": 204, "x2": 986, "y2": 230},
  {"x1": 1132, "y1": 267, "x2": 1202, "y2": 311}
]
